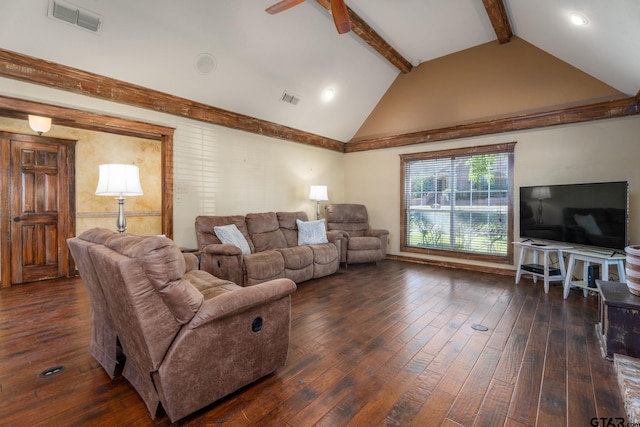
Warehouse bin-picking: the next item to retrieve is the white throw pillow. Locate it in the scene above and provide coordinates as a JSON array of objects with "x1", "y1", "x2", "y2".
[
  {"x1": 574, "y1": 214, "x2": 602, "y2": 236},
  {"x1": 297, "y1": 219, "x2": 328, "y2": 245},
  {"x1": 213, "y1": 224, "x2": 251, "y2": 254}
]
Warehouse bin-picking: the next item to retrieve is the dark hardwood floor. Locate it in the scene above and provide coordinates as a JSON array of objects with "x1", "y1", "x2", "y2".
[{"x1": 0, "y1": 260, "x2": 626, "y2": 426}]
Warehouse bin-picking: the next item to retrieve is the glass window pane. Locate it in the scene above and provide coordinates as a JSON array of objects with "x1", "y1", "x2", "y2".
[{"x1": 402, "y1": 145, "x2": 514, "y2": 260}]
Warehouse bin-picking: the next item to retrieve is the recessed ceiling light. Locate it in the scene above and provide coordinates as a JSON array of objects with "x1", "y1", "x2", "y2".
[
  {"x1": 569, "y1": 13, "x2": 588, "y2": 26},
  {"x1": 322, "y1": 87, "x2": 335, "y2": 102}
]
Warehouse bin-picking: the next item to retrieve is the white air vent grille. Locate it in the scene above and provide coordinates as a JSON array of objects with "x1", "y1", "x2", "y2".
[
  {"x1": 281, "y1": 91, "x2": 300, "y2": 105},
  {"x1": 48, "y1": 0, "x2": 103, "y2": 33}
]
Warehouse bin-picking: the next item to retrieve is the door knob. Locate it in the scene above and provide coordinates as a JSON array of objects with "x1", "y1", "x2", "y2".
[{"x1": 13, "y1": 217, "x2": 21, "y2": 222}]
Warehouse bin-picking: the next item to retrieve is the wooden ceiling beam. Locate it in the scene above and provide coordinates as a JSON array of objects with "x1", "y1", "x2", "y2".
[
  {"x1": 0, "y1": 48, "x2": 345, "y2": 153},
  {"x1": 0, "y1": 97, "x2": 173, "y2": 141},
  {"x1": 315, "y1": 0, "x2": 413, "y2": 74},
  {"x1": 482, "y1": 0, "x2": 513, "y2": 44},
  {"x1": 344, "y1": 95, "x2": 640, "y2": 153}
]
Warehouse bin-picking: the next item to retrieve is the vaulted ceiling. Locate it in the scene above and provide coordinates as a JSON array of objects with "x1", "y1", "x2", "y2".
[{"x1": 0, "y1": 0, "x2": 638, "y2": 145}]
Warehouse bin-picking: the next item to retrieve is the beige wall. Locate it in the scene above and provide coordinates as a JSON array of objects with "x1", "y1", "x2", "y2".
[
  {"x1": 344, "y1": 115, "x2": 640, "y2": 270},
  {"x1": 172, "y1": 122, "x2": 345, "y2": 248},
  {"x1": 353, "y1": 37, "x2": 626, "y2": 141}
]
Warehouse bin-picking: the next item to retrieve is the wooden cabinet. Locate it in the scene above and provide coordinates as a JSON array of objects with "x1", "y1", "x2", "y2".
[{"x1": 596, "y1": 280, "x2": 640, "y2": 359}]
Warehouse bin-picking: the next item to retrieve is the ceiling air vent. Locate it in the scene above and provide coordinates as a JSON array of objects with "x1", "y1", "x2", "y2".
[
  {"x1": 281, "y1": 91, "x2": 300, "y2": 106},
  {"x1": 48, "y1": 0, "x2": 103, "y2": 34}
]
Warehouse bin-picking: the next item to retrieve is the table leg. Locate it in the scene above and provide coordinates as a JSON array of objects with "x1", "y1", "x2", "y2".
[
  {"x1": 618, "y1": 260, "x2": 627, "y2": 282},
  {"x1": 515, "y1": 246, "x2": 526, "y2": 284},
  {"x1": 543, "y1": 251, "x2": 550, "y2": 293},
  {"x1": 558, "y1": 250, "x2": 567, "y2": 279},
  {"x1": 582, "y1": 261, "x2": 590, "y2": 297},
  {"x1": 564, "y1": 254, "x2": 576, "y2": 299}
]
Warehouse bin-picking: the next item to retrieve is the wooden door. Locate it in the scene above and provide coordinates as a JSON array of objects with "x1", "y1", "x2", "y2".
[{"x1": 0, "y1": 133, "x2": 75, "y2": 286}]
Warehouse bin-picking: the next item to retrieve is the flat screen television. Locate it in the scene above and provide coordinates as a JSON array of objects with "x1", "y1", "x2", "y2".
[{"x1": 519, "y1": 181, "x2": 628, "y2": 251}]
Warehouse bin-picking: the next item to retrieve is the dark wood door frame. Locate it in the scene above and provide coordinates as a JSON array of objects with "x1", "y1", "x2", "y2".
[
  {"x1": 1, "y1": 133, "x2": 76, "y2": 285},
  {"x1": 0, "y1": 95, "x2": 175, "y2": 287}
]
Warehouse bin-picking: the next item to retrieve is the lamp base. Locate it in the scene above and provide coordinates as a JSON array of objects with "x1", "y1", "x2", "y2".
[
  {"x1": 116, "y1": 196, "x2": 127, "y2": 233},
  {"x1": 316, "y1": 201, "x2": 321, "y2": 220}
]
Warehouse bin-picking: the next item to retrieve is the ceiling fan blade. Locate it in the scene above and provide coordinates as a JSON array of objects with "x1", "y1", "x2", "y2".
[
  {"x1": 265, "y1": 0, "x2": 306, "y2": 15},
  {"x1": 330, "y1": 0, "x2": 350, "y2": 34}
]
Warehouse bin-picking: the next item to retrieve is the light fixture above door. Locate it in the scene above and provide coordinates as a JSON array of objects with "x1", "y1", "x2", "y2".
[{"x1": 28, "y1": 115, "x2": 52, "y2": 135}]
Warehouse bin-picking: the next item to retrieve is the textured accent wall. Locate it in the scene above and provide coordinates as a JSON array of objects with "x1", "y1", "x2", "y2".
[
  {"x1": 0, "y1": 117, "x2": 162, "y2": 236},
  {"x1": 352, "y1": 37, "x2": 626, "y2": 142}
]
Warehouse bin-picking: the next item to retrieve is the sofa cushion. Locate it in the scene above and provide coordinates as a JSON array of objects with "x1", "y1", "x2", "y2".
[
  {"x1": 297, "y1": 219, "x2": 328, "y2": 245},
  {"x1": 244, "y1": 251, "x2": 286, "y2": 284},
  {"x1": 309, "y1": 243, "x2": 340, "y2": 278},
  {"x1": 276, "y1": 246, "x2": 314, "y2": 270},
  {"x1": 214, "y1": 224, "x2": 251, "y2": 255},
  {"x1": 246, "y1": 212, "x2": 287, "y2": 252},
  {"x1": 308, "y1": 243, "x2": 339, "y2": 264},
  {"x1": 277, "y1": 211, "x2": 308, "y2": 247},
  {"x1": 276, "y1": 246, "x2": 314, "y2": 283},
  {"x1": 348, "y1": 236, "x2": 382, "y2": 251}
]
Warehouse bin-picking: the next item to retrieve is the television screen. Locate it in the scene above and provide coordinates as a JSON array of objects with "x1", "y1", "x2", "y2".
[{"x1": 519, "y1": 181, "x2": 628, "y2": 250}]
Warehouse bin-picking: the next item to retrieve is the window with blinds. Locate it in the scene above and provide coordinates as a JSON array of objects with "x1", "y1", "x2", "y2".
[{"x1": 400, "y1": 143, "x2": 515, "y2": 263}]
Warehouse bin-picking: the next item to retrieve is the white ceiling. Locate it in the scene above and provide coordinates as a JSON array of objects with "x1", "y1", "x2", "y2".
[{"x1": 0, "y1": 0, "x2": 638, "y2": 142}]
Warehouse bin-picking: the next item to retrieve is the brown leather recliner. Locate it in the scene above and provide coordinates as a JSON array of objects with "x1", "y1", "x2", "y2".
[
  {"x1": 68, "y1": 228, "x2": 200, "y2": 380},
  {"x1": 68, "y1": 229, "x2": 296, "y2": 422},
  {"x1": 67, "y1": 228, "x2": 123, "y2": 379},
  {"x1": 325, "y1": 203, "x2": 389, "y2": 265}
]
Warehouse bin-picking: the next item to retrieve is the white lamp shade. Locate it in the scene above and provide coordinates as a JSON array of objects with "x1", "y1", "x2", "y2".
[
  {"x1": 28, "y1": 115, "x2": 52, "y2": 134},
  {"x1": 531, "y1": 186, "x2": 551, "y2": 200},
  {"x1": 309, "y1": 185, "x2": 328, "y2": 201},
  {"x1": 95, "y1": 164, "x2": 144, "y2": 196}
]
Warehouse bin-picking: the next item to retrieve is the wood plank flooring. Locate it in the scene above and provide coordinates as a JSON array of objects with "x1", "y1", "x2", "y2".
[{"x1": 0, "y1": 260, "x2": 626, "y2": 426}]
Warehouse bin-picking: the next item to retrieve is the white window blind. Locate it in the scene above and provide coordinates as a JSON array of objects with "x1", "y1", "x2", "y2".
[
  {"x1": 174, "y1": 124, "x2": 217, "y2": 215},
  {"x1": 401, "y1": 143, "x2": 515, "y2": 261}
]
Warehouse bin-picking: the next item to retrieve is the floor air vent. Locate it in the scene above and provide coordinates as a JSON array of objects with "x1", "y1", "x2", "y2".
[
  {"x1": 48, "y1": 0, "x2": 103, "y2": 34},
  {"x1": 38, "y1": 365, "x2": 65, "y2": 378}
]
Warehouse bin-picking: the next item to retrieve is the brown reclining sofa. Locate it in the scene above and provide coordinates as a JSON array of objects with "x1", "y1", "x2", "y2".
[{"x1": 195, "y1": 211, "x2": 341, "y2": 286}]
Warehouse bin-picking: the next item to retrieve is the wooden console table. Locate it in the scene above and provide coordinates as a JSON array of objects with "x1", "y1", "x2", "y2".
[
  {"x1": 596, "y1": 280, "x2": 640, "y2": 359},
  {"x1": 563, "y1": 249, "x2": 626, "y2": 299},
  {"x1": 513, "y1": 241, "x2": 571, "y2": 293}
]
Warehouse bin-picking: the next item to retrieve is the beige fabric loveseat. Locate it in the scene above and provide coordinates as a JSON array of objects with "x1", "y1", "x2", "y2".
[
  {"x1": 195, "y1": 211, "x2": 341, "y2": 286},
  {"x1": 68, "y1": 228, "x2": 296, "y2": 422}
]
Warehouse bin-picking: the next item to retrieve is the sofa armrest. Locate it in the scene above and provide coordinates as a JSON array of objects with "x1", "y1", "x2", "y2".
[
  {"x1": 199, "y1": 245, "x2": 245, "y2": 285},
  {"x1": 366, "y1": 228, "x2": 389, "y2": 239},
  {"x1": 367, "y1": 229, "x2": 389, "y2": 257},
  {"x1": 182, "y1": 253, "x2": 199, "y2": 272},
  {"x1": 188, "y1": 278, "x2": 297, "y2": 328},
  {"x1": 326, "y1": 230, "x2": 343, "y2": 244},
  {"x1": 202, "y1": 243, "x2": 243, "y2": 256}
]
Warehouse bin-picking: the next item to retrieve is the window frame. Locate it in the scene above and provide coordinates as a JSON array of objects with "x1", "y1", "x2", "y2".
[{"x1": 400, "y1": 142, "x2": 516, "y2": 264}]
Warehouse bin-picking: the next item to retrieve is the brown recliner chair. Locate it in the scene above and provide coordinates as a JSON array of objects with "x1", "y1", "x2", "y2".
[
  {"x1": 68, "y1": 229, "x2": 296, "y2": 422},
  {"x1": 325, "y1": 203, "x2": 389, "y2": 265},
  {"x1": 67, "y1": 228, "x2": 199, "y2": 380},
  {"x1": 67, "y1": 228, "x2": 121, "y2": 379}
]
